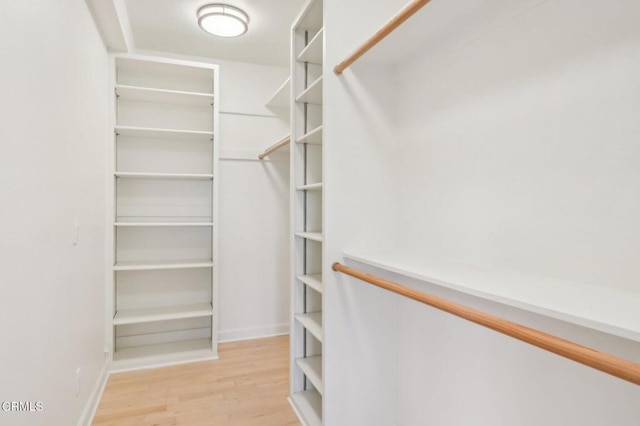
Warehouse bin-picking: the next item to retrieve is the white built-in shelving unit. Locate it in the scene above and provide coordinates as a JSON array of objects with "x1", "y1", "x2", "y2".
[
  {"x1": 109, "y1": 54, "x2": 219, "y2": 371},
  {"x1": 290, "y1": 0, "x2": 324, "y2": 424}
]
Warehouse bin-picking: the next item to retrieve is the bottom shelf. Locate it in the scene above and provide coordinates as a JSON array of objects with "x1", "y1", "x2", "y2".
[
  {"x1": 112, "y1": 338, "x2": 216, "y2": 371},
  {"x1": 289, "y1": 389, "x2": 322, "y2": 426}
]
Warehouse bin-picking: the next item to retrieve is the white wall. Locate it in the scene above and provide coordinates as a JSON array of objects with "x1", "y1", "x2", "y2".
[
  {"x1": 393, "y1": 2, "x2": 640, "y2": 424},
  {"x1": 0, "y1": 1, "x2": 108, "y2": 425},
  {"x1": 326, "y1": 0, "x2": 640, "y2": 424},
  {"x1": 216, "y1": 61, "x2": 290, "y2": 342},
  {"x1": 136, "y1": 51, "x2": 292, "y2": 342},
  {"x1": 323, "y1": 0, "x2": 404, "y2": 424}
]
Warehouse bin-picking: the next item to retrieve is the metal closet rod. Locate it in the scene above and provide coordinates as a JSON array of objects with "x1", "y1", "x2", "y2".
[
  {"x1": 334, "y1": 0, "x2": 432, "y2": 75},
  {"x1": 258, "y1": 135, "x2": 291, "y2": 160},
  {"x1": 332, "y1": 262, "x2": 640, "y2": 386}
]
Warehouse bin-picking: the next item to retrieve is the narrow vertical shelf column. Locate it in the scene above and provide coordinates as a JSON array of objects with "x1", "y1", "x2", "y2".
[
  {"x1": 109, "y1": 54, "x2": 220, "y2": 371},
  {"x1": 290, "y1": 0, "x2": 325, "y2": 424}
]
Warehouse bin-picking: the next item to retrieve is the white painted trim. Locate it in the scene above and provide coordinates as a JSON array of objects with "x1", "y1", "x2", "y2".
[
  {"x1": 218, "y1": 323, "x2": 289, "y2": 343},
  {"x1": 77, "y1": 360, "x2": 110, "y2": 426}
]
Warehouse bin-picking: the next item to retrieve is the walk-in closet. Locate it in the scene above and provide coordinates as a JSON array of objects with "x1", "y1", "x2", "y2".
[{"x1": 1, "y1": 0, "x2": 639, "y2": 425}]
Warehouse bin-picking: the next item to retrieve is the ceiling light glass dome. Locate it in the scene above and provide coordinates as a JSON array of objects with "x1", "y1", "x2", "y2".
[{"x1": 198, "y1": 4, "x2": 249, "y2": 38}]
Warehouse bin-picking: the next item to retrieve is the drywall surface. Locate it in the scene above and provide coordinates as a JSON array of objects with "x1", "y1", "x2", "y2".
[
  {"x1": 393, "y1": 0, "x2": 640, "y2": 425},
  {"x1": 0, "y1": 1, "x2": 108, "y2": 425},
  {"x1": 215, "y1": 60, "x2": 291, "y2": 342},
  {"x1": 323, "y1": 0, "x2": 405, "y2": 424}
]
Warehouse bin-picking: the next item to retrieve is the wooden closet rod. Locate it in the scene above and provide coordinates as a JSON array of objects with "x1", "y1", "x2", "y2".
[
  {"x1": 258, "y1": 135, "x2": 291, "y2": 160},
  {"x1": 334, "y1": 0, "x2": 432, "y2": 75},
  {"x1": 332, "y1": 262, "x2": 640, "y2": 386}
]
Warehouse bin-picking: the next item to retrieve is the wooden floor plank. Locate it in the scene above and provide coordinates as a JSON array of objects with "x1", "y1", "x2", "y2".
[{"x1": 93, "y1": 335, "x2": 299, "y2": 426}]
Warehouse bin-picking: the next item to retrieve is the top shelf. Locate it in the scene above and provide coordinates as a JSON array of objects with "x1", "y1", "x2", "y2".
[
  {"x1": 297, "y1": 28, "x2": 323, "y2": 65},
  {"x1": 343, "y1": 250, "x2": 640, "y2": 343},
  {"x1": 115, "y1": 85, "x2": 214, "y2": 106}
]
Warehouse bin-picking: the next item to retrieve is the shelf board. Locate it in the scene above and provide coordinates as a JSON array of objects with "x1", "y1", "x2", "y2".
[
  {"x1": 115, "y1": 126, "x2": 213, "y2": 141},
  {"x1": 294, "y1": 312, "x2": 323, "y2": 342},
  {"x1": 343, "y1": 250, "x2": 640, "y2": 343},
  {"x1": 113, "y1": 303, "x2": 213, "y2": 325},
  {"x1": 266, "y1": 76, "x2": 291, "y2": 109},
  {"x1": 296, "y1": 182, "x2": 323, "y2": 191},
  {"x1": 297, "y1": 125, "x2": 323, "y2": 145},
  {"x1": 115, "y1": 84, "x2": 214, "y2": 106},
  {"x1": 295, "y1": 76, "x2": 323, "y2": 105},
  {"x1": 289, "y1": 389, "x2": 322, "y2": 426},
  {"x1": 114, "y1": 222, "x2": 213, "y2": 227},
  {"x1": 113, "y1": 259, "x2": 213, "y2": 271},
  {"x1": 297, "y1": 28, "x2": 324, "y2": 65},
  {"x1": 296, "y1": 355, "x2": 323, "y2": 395},
  {"x1": 115, "y1": 172, "x2": 214, "y2": 180},
  {"x1": 295, "y1": 232, "x2": 323, "y2": 242},
  {"x1": 113, "y1": 338, "x2": 213, "y2": 364},
  {"x1": 297, "y1": 274, "x2": 323, "y2": 294}
]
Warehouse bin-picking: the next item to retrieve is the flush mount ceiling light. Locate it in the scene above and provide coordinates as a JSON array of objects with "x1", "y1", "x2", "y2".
[{"x1": 198, "y1": 4, "x2": 249, "y2": 38}]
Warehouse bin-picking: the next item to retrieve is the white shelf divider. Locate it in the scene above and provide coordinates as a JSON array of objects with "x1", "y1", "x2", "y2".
[
  {"x1": 296, "y1": 182, "x2": 323, "y2": 191},
  {"x1": 297, "y1": 28, "x2": 324, "y2": 64},
  {"x1": 289, "y1": 389, "x2": 322, "y2": 426},
  {"x1": 266, "y1": 76, "x2": 291, "y2": 109},
  {"x1": 295, "y1": 232, "x2": 323, "y2": 242},
  {"x1": 115, "y1": 84, "x2": 214, "y2": 106},
  {"x1": 343, "y1": 250, "x2": 640, "y2": 343},
  {"x1": 297, "y1": 274, "x2": 323, "y2": 294},
  {"x1": 115, "y1": 125, "x2": 213, "y2": 141},
  {"x1": 113, "y1": 259, "x2": 214, "y2": 271},
  {"x1": 115, "y1": 172, "x2": 214, "y2": 180},
  {"x1": 294, "y1": 312, "x2": 323, "y2": 342},
  {"x1": 296, "y1": 355, "x2": 323, "y2": 395},
  {"x1": 113, "y1": 303, "x2": 213, "y2": 325},
  {"x1": 297, "y1": 125, "x2": 323, "y2": 145},
  {"x1": 295, "y1": 76, "x2": 323, "y2": 105}
]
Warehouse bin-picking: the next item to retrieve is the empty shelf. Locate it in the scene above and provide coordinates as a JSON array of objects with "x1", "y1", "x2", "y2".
[
  {"x1": 113, "y1": 303, "x2": 213, "y2": 325},
  {"x1": 344, "y1": 250, "x2": 640, "y2": 343},
  {"x1": 296, "y1": 355, "x2": 323, "y2": 395},
  {"x1": 290, "y1": 389, "x2": 322, "y2": 426},
  {"x1": 294, "y1": 312, "x2": 323, "y2": 342},
  {"x1": 113, "y1": 259, "x2": 214, "y2": 271},
  {"x1": 297, "y1": 125, "x2": 323, "y2": 145},
  {"x1": 113, "y1": 338, "x2": 213, "y2": 362},
  {"x1": 297, "y1": 28, "x2": 324, "y2": 64},
  {"x1": 266, "y1": 77, "x2": 291, "y2": 109},
  {"x1": 115, "y1": 126, "x2": 213, "y2": 141},
  {"x1": 297, "y1": 274, "x2": 323, "y2": 293},
  {"x1": 115, "y1": 85, "x2": 214, "y2": 106},
  {"x1": 115, "y1": 172, "x2": 214, "y2": 180},
  {"x1": 295, "y1": 76, "x2": 323, "y2": 105},
  {"x1": 295, "y1": 232, "x2": 323, "y2": 242},
  {"x1": 297, "y1": 182, "x2": 323, "y2": 191},
  {"x1": 114, "y1": 222, "x2": 214, "y2": 227}
]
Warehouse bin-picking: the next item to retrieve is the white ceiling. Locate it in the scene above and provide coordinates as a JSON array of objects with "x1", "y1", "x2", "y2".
[{"x1": 124, "y1": 0, "x2": 305, "y2": 68}]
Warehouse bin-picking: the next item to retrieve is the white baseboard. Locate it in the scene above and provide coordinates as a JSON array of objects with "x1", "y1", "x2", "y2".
[
  {"x1": 218, "y1": 323, "x2": 289, "y2": 343},
  {"x1": 77, "y1": 359, "x2": 110, "y2": 426}
]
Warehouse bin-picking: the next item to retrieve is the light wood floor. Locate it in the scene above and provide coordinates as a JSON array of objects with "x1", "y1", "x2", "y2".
[{"x1": 93, "y1": 335, "x2": 300, "y2": 426}]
